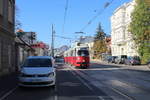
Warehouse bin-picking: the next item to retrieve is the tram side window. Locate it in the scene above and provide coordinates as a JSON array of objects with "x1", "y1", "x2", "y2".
[
  {"x1": 78, "y1": 50, "x2": 89, "y2": 56},
  {"x1": 70, "y1": 51, "x2": 73, "y2": 57}
]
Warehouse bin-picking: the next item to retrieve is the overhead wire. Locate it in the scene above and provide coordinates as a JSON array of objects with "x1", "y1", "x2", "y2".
[
  {"x1": 80, "y1": 0, "x2": 115, "y2": 32},
  {"x1": 55, "y1": 35, "x2": 73, "y2": 40},
  {"x1": 62, "y1": 0, "x2": 69, "y2": 34}
]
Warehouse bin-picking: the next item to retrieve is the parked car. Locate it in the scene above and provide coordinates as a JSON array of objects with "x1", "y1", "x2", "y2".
[
  {"x1": 18, "y1": 56, "x2": 56, "y2": 87},
  {"x1": 115, "y1": 55, "x2": 127, "y2": 64},
  {"x1": 55, "y1": 57, "x2": 64, "y2": 63},
  {"x1": 110, "y1": 56, "x2": 118, "y2": 63},
  {"x1": 106, "y1": 56, "x2": 117, "y2": 63},
  {"x1": 125, "y1": 56, "x2": 141, "y2": 65},
  {"x1": 106, "y1": 56, "x2": 112, "y2": 63}
]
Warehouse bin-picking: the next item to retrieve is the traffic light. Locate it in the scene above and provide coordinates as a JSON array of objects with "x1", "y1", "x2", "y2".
[
  {"x1": 30, "y1": 32, "x2": 36, "y2": 40},
  {"x1": 16, "y1": 29, "x2": 26, "y2": 37}
]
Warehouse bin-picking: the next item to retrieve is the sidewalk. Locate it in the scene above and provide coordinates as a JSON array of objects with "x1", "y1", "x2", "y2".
[
  {"x1": 91, "y1": 59, "x2": 150, "y2": 71},
  {"x1": 0, "y1": 73, "x2": 18, "y2": 98}
]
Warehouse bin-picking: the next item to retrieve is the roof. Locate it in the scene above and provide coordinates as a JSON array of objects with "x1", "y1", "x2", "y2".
[
  {"x1": 27, "y1": 56, "x2": 52, "y2": 59},
  {"x1": 80, "y1": 36, "x2": 94, "y2": 43}
]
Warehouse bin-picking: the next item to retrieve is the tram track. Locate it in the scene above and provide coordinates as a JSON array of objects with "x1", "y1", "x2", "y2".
[
  {"x1": 94, "y1": 69, "x2": 150, "y2": 93},
  {"x1": 88, "y1": 63, "x2": 150, "y2": 92},
  {"x1": 92, "y1": 61, "x2": 150, "y2": 83},
  {"x1": 81, "y1": 68, "x2": 150, "y2": 93},
  {"x1": 67, "y1": 65, "x2": 136, "y2": 100}
]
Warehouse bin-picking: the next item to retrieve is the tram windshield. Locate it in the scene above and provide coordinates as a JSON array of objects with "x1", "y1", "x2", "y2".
[{"x1": 78, "y1": 50, "x2": 89, "y2": 56}]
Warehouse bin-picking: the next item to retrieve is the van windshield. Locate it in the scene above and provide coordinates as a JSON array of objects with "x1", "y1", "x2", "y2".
[{"x1": 23, "y1": 59, "x2": 52, "y2": 67}]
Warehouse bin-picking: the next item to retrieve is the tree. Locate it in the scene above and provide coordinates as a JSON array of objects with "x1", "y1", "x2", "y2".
[
  {"x1": 15, "y1": 5, "x2": 22, "y2": 32},
  {"x1": 129, "y1": 0, "x2": 150, "y2": 64},
  {"x1": 94, "y1": 23, "x2": 106, "y2": 41},
  {"x1": 93, "y1": 23, "x2": 107, "y2": 59}
]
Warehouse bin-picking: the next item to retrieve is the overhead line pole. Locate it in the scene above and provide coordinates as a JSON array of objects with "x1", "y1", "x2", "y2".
[
  {"x1": 62, "y1": 0, "x2": 69, "y2": 33},
  {"x1": 51, "y1": 24, "x2": 55, "y2": 57}
]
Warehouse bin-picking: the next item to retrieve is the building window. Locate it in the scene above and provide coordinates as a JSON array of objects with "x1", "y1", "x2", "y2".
[
  {"x1": 0, "y1": 0, "x2": 3, "y2": 15},
  {"x1": 8, "y1": 0, "x2": 14, "y2": 23}
]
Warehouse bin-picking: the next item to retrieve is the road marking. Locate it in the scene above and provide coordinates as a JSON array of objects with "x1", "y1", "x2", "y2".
[
  {"x1": 54, "y1": 83, "x2": 58, "y2": 100},
  {"x1": 0, "y1": 86, "x2": 17, "y2": 100},
  {"x1": 76, "y1": 75, "x2": 93, "y2": 91},
  {"x1": 54, "y1": 95, "x2": 58, "y2": 100},
  {"x1": 68, "y1": 66, "x2": 94, "y2": 91},
  {"x1": 69, "y1": 69, "x2": 76, "y2": 75},
  {"x1": 98, "y1": 96, "x2": 105, "y2": 100},
  {"x1": 110, "y1": 87, "x2": 134, "y2": 100}
]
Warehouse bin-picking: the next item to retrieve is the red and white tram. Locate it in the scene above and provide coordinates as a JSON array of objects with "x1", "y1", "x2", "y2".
[{"x1": 64, "y1": 42, "x2": 90, "y2": 68}]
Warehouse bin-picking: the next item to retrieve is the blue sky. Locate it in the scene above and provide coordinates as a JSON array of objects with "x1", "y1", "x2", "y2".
[{"x1": 16, "y1": 0, "x2": 131, "y2": 48}]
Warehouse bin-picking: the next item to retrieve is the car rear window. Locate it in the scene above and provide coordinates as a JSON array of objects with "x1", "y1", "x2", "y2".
[{"x1": 23, "y1": 58, "x2": 52, "y2": 67}]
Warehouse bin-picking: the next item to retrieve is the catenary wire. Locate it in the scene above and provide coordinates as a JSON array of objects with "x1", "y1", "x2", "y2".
[
  {"x1": 80, "y1": 0, "x2": 115, "y2": 32},
  {"x1": 62, "y1": 0, "x2": 69, "y2": 34}
]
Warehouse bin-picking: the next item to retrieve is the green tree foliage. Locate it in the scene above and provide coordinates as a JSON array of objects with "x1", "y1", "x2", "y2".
[
  {"x1": 94, "y1": 23, "x2": 106, "y2": 40},
  {"x1": 93, "y1": 23, "x2": 107, "y2": 59},
  {"x1": 130, "y1": 0, "x2": 150, "y2": 64}
]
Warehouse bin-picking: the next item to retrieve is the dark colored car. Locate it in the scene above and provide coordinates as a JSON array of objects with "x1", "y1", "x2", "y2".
[
  {"x1": 55, "y1": 57, "x2": 64, "y2": 63},
  {"x1": 107, "y1": 56, "x2": 118, "y2": 63},
  {"x1": 106, "y1": 56, "x2": 112, "y2": 63},
  {"x1": 111, "y1": 56, "x2": 118, "y2": 63},
  {"x1": 115, "y1": 55, "x2": 127, "y2": 64},
  {"x1": 125, "y1": 56, "x2": 141, "y2": 65}
]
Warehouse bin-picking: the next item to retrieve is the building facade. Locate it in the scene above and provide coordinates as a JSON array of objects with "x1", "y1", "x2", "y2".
[
  {"x1": 105, "y1": 37, "x2": 111, "y2": 54},
  {"x1": 111, "y1": 0, "x2": 138, "y2": 57},
  {"x1": 31, "y1": 42, "x2": 49, "y2": 56},
  {"x1": 0, "y1": 0, "x2": 16, "y2": 76}
]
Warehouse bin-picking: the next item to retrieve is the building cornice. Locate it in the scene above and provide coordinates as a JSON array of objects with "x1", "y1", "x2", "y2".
[{"x1": 112, "y1": 1, "x2": 134, "y2": 16}]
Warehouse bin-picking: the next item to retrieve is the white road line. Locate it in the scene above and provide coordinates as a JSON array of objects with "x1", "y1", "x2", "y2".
[
  {"x1": 54, "y1": 95, "x2": 58, "y2": 100},
  {"x1": 0, "y1": 86, "x2": 17, "y2": 100},
  {"x1": 110, "y1": 87, "x2": 133, "y2": 100},
  {"x1": 54, "y1": 84, "x2": 58, "y2": 100},
  {"x1": 98, "y1": 96, "x2": 105, "y2": 100},
  {"x1": 71, "y1": 71, "x2": 76, "y2": 76},
  {"x1": 68, "y1": 66, "x2": 94, "y2": 91},
  {"x1": 76, "y1": 75, "x2": 93, "y2": 91}
]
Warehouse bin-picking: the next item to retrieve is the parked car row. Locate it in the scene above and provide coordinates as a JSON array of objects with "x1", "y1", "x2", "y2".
[{"x1": 106, "y1": 55, "x2": 141, "y2": 65}]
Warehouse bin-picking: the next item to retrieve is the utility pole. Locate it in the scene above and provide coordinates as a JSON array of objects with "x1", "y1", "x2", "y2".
[{"x1": 51, "y1": 24, "x2": 55, "y2": 57}]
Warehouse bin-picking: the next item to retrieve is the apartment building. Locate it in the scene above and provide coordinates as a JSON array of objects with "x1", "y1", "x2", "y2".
[
  {"x1": 111, "y1": 0, "x2": 138, "y2": 57},
  {"x1": 0, "y1": 0, "x2": 16, "y2": 76}
]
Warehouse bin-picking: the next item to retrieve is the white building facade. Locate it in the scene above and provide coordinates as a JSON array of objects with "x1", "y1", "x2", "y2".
[{"x1": 111, "y1": 0, "x2": 138, "y2": 57}]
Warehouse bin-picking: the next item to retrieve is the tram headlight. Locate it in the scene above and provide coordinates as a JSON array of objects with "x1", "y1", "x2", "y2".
[{"x1": 77, "y1": 57, "x2": 80, "y2": 60}]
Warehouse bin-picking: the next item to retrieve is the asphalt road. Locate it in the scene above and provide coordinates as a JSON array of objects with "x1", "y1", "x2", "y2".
[
  {"x1": 0, "y1": 63, "x2": 109, "y2": 100},
  {"x1": 0, "y1": 62, "x2": 150, "y2": 100}
]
